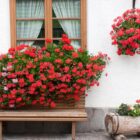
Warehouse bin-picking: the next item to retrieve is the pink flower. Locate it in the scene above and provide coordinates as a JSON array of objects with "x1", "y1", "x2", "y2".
[
  {"x1": 105, "y1": 73, "x2": 108, "y2": 77},
  {"x1": 2, "y1": 72, "x2": 8, "y2": 77},
  {"x1": 4, "y1": 86, "x2": 8, "y2": 91},
  {"x1": 12, "y1": 79, "x2": 18, "y2": 83},
  {"x1": 9, "y1": 104, "x2": 15, "y2": 108}
]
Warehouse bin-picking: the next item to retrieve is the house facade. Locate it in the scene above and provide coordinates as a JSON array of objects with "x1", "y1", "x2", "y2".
[{"x1": 0, "y1": 0, "x2": 140, "y2": 133}]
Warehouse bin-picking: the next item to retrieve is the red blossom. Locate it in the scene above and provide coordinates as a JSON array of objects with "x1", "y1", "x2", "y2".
[
  {"x1": 27, "y1": 74, "x2": 34, "y2": 82},
  {"x1": 19, "y1": 78, "x2": 25, "y2": 87},
  {"x1": 65, "y1": 58, "x2": 72, "y2": 64},
  {"x1": 46, "y1": 38, "x2": 52, "y2": 43},
  {"x1": 55, "y1": 59, "x2": 62, "y2": 64},
  {"x1": 72, "y1": 52, "x2": 79, "y2": 58},
  {"x1": 50, "y1": 101, "x2": 56, "y2": 108},
  {"x1": 62, "y1": 45, "x2": 74, "y2": 51},
  {"x1": 111, "y1": 9, "x2": 140, "y2": 56},
  {"x1": 61, "y1": 34, "x2": 71, "y2": 44},
  {"x1": 136, "y1": 99, "x2": 140, "y2": 104},
  {"x1": 55, "y1": 48, "x2": 60, "y2": 53},
  {"x1": 0, "y1": 34, "x2": 107, "y2": 109},
  {"x1": 16, "y1": 97, "x2": 22, "y2": 102}
]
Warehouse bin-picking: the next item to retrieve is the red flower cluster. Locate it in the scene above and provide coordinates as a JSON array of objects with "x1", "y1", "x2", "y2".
[
  {"x1": 110, "y1": 9, "x2": 140, "y2": 56},
  {"x1": 0, "y1": 34, "x2": 108, "y2": 109}
]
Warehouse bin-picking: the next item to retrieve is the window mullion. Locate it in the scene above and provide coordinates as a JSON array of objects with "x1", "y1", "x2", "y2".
[
  {"x1": 81, "y1": 0, "x2": 87, "y2": 49},
  {"x1": 45, "y1": 0, "x2": 52, "y2": 40},
  {"x1": 44, "y1": 0, "x2": 48, "y2": 42}
]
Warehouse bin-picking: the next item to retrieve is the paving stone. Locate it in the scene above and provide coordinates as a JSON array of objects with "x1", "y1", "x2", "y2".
[
  {"x1": 4, "y1": 132, "x2": 111, "y2": 140},
  {"x1": 4, "y1": 132, "x2": 140, "y2": 140}
]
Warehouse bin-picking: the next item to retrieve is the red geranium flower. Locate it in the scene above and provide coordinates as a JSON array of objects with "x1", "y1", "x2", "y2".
[{"x1": 111, "y1": 9, "x2": 140, "y2": 56}]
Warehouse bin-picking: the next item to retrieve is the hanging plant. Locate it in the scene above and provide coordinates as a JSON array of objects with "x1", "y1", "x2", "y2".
[
  {"x1": 110, "y1": 9, "x2": 140, "y2": 56},
  {"x1": 0, "y1": 35, "x2": 109, "y2": 109}
]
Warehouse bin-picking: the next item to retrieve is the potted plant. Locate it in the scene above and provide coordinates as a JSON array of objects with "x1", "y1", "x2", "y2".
[
  {"x1": 105, "y1": 100, "x2": 140, "y2": 139},
  {"x1": 110, "y1": 9, "x2": 140, "y2": 56},
  {"x1": 0, "y1": 34, "x2": 109, "y2": 109}
]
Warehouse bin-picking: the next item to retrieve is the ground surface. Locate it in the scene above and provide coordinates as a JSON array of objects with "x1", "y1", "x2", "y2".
[{"x1": 4, "y1": 131, "x2": 140, "y2": 140}]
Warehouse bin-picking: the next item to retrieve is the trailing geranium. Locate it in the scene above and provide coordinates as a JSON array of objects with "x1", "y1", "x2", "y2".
[
  {"x1": 0, "y1": 34, "x2": 108, "y2": 109},
  {"x1": 110, "y1": 9, "x2": 140, "y2": 56}
]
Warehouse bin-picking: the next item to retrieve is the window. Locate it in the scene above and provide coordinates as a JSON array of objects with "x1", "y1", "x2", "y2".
[{"x1": 10, "y1": 0, "x2": 87, "y2": 49}]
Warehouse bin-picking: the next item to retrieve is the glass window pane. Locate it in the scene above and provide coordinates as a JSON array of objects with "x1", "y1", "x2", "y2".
[
  {"x1": 33, "y1": 40, "x2": 45, "y2": 47},
  {"x1": 53, "y1": 20, "x2": 81, "y2": 38},
  {"x1": 52, "y1": 0, "x2": 80, "y2": 18},
  {"x1": 71, "y1": 40, "x2": 81, "y2": 49},
  {"x1": 16, "y1": 0, "x2": 44, "y2": 18},
  {"x1": 17, "y1": 41, "x2": 45, "y2": 47},
  {"x1": 53, "y1": 40, "x2": 60, "y2": 45},
  {"x1": 16, "y1": 21, "x2": 45, "y2": 39},
  {"x1": 53, "y1": 20, "x2": 65, "y2": 38}
]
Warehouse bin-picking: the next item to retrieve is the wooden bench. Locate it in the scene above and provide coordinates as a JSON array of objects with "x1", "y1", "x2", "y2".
[{"x1": 0, "y1": 95, "x2": 87, "y2": 140}]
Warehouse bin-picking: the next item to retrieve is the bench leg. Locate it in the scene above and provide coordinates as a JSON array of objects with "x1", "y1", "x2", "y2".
[
  {"x1": 72, "y1": 122, "x2": 76, "y2": 140},
  {"x1": 0, "y1": 122, "x2": 2, "y2": 140}
]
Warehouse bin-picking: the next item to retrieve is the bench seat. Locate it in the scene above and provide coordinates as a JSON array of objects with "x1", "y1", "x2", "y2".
[
  {"x1": 0, "y1": 109, "x2": 87, "y2": 140},
  {"x1": 0, "y1": 109, "x2": 87, "y2": 121}
]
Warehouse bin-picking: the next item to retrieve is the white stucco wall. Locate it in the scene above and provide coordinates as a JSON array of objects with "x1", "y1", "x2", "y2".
[
  {"x1": 0, "y1": 0, "x2": 140, "y2": 107},
  {"x1": 0, "y1": 0, "x2": 10, "y2": 54}
]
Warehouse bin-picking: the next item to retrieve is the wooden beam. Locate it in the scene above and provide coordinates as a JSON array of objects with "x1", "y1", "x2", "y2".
[
  {"x1": 16, "y1": 18, "x2": 45, "y2": 21},
  {"x1": 0, "y1": 122, "x2": 2, "y2": 140},
  {"x1": 10, "y1": 0, "x2": 16, "y2": 47},
  {"x1": 72, "y1": 122, "x2": 76, "y2": 140},
  {"x1": 17, "y1": 38, "x2": 45, "y2": 41},
  {"x1": 0, "y1": 117, "x2": 87, "y2": 122},
  {"x1": 52, "y1": 18, "x2": 81, "y2": 20},
  {"x1": 44, "y1": 0, "x2": 48, "y2": 42},
  {"x1": 47, "y1": 0, "x2": 53, "y2": 39},
  {"x1": 53, "y1": 38, "x2": 81, "y2": 40},
  {"x1": 81, "y1": 0, "x2": 87, "y2": 49}
]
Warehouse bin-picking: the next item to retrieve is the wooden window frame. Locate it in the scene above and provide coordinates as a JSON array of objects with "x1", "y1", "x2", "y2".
[{"x1": 10, "y1": 0, "x2": 87, "y2": 49}]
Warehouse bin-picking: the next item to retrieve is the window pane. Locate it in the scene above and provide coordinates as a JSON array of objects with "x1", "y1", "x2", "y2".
[
  {"x1": 53, "y1": 20, "x2": 81, "y2": 38},
  {"x1": 16, "y1": 0, "x2": 44, "y2": 18},
  {"x1": 52, "y1": 0, "x2": 80, "y2": 18},
  {"x1": 17, "y1": 41, "x2": 45, "y2": 47},
  {"x1": 33, "y1": 40, "x2": 45, "y2": 47},
  {"x1": 53, "y1": 20, "x2": 65, "y2": 38},
  {"x1": 71, "y1": 40, "x2": 81, "y2": 48},
  {"x1": 16, "y1": 21, "x2": 45, "y2": 39}
]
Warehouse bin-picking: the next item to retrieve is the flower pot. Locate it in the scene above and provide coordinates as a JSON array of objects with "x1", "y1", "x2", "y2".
[{"x1": 105, "y1": 113, "x2": 140, "y2": 135}]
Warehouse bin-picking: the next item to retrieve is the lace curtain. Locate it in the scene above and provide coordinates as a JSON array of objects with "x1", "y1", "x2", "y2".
[
  {"x1": 16, "y1": 0, "x2": 44, "y2": 45},
  {"x1": 53, "y1": 0, "x2": 81, "y2": 48}
]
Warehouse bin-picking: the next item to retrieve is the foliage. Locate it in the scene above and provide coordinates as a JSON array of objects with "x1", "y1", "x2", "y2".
[
  {"x1": 117, "y1": 100, "x2": 140, "y2": 117},
  {"x1": 0, "y1": 34, "x2": 108, "y2": 109},
  {"x1": 110, "y1": 9, "x2": 140, "y2": 56}
]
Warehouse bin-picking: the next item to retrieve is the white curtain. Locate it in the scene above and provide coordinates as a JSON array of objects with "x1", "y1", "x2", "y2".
[
  {"x1": 53, "y1": 0, "x2": 81, "y2": 48},
  {"x1": 16, "y1": 0, "x2": 44, "y2": 46}
]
